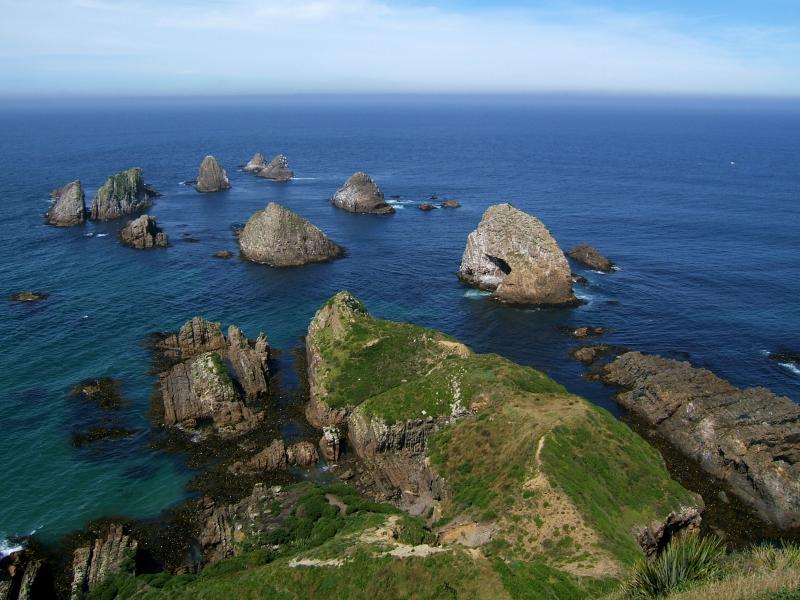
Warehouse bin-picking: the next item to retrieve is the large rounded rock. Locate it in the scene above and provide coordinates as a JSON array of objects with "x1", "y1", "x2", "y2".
[
  {"x1": 331, "y1": 172, "x2": 394, "y2": 214},
  {"x1": 46, "y1": 180, "x2": 86, "y2": 226},
  {"x1": 119, "y1": 214, "x2": 168, "y2": 249},
  {"x1": 458, "y1": 203, "x2": 576, "y2": 306},
  {"x1": 90, "y1": 167, "x2": 158, "y2": 221},
  {"x1": 239, "y1": 202, "x2": 343, "y2": 267},
  {"x1": 256, "y1": 154, "x2": 293, "y2": 181},
  {"x1": 195, "y1": 155, "x2": 230, "y2": 193}
]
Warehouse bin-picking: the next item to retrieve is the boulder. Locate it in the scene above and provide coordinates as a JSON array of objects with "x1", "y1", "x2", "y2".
[
  {"x1": 287, "y1": 441, "x2": 319, "y2": 466},
  {"x1": 565, "y1": 326, "x2": 606, "y2": 338},
  {"x1": 119, "y1": 215, "x2": 168, "y2": 249},
  {"x1": 256, "y1": 154, "x2": 293, "y2": 181},
  {"x1": 70, "y1": 524, "x2": 137, "y2": 599},
  {"x1": 457, "y1": 203, "x2": 577, "y2": 306},
  {"x1": 600, "y1": 351, "x2": 800, "y2": 529},
  {"x1": 440, "y1": 200, "x2": 460, "y2": 209},
  {"x1": 238, "y1": 202, "x2": 343, "y2": 267},
  {"x1": 242, "y1": 153, "x2": 268, "y2": 173},
  {"x1": 195, "y1": 155, "x2": 230, "y2": 193},
  {"x1": 568, "y1": 244, "x2": 614, "y2": 272},
  {"x1": 90, "y1": 167, "x2": 157, "y2": 221},
  {"x1": 46, "y1": 180, "x2": 86, "y2": 226},
  {"x1": 212, "y1": 250, "x2": 233, "y2": 259},
  {"x1": 418, "y1": 203, "x2": 435, "y2": 211},
  {"x1": 635, "y1": 507, "x2": 703, "y2": 559},
  {"x1": 331, "y1": 172, "x2": 394, "y2": 214}
]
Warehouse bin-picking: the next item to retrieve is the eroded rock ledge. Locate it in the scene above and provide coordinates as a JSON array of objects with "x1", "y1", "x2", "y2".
[
  {"x1": 155, "y1": 317, "x2": 269, "y2": 438},
  {"x1": 599, "y1": 351, "x2": 800, "y2": 529},
  {"x1": 458, "y1": 203, "x2": 577, "y2": 306}
]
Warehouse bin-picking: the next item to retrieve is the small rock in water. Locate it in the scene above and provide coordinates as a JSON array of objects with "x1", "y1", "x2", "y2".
[
  {"x1": 331, "y1": 172, "x2": 394, "y2": 214},
  {"x1": 564, "y1": 326, "x2": 607, "y2": 338},
  {"x1": 440, "y1": 199, "x2": 460, "y2": 209},
  {"x1": 770, "y1": 351, "x2": 800, "y2": 365},
  {"x1": 213, "y1": 250, "x2": 233, "y2": 259},
  {"x1": 418, "y1": 203, "x2": 435, "y2": 211},
  {"x1": 70, "y1": 377, "x2": 126, "y2": 410},
  {"x1": 10, "y1": 291, "x2": 48, "y2": 302},
  {"x1": 119, "y1": 214, "x2": 168, "y2": 249},
  {"x1": 568, "y1": 244, "x2": 614, "y2": 272}
]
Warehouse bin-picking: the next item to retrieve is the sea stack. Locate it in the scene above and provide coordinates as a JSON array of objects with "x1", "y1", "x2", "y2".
[
  {"x1": 256, "y1": 154, "x2": 293, "y2": 181},
  {"x1": 46, "y1": 180, "x2": 86, "y2": 226},
  {"x1": 195, "y1": 155, "x2": 230, "y2": 193},
  {"x1": 119, "y1": 214, "x2": 168, "y2": 249},
  {"x1": 331, "y1": 172, "x2": 394, "y2": 214},
  {"x1": 243, "y1": 153, "x2": 268, "y2": 173},
  {"x1": 239, "y1": 202, "x2": 343, "y2": 267},
  {"x1": 90, "y1": 167, "x2": 158, "y2": 221},
  {"x1": 568, "y1": 244, "x2": 614, "y2": 272},
  {"x1": 458, "y1": 203, "x2": 576, "y2": 306}
]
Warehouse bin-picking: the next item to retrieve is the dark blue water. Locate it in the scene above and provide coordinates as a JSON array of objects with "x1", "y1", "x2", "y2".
[{"x1": 1, "y1": 95, "x2": 799, "y2": 549}]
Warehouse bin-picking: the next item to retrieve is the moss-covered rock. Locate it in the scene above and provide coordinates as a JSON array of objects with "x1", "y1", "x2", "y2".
[{"x1": 89, "y1": 167, "x2": 158, "y2": 221}]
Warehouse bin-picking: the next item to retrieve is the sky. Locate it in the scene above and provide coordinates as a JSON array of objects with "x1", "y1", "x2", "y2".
[{"x1": 0, "y1": 0, "x2": 798, "y2": 97}]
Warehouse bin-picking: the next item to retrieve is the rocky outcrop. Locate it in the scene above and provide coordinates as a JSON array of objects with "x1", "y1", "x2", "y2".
[
  {"x1": 458, "y1": 203, "x2": 577, "y2": 306},
  {"x1": 156, "y1": 318, "x2": 269, "y2": 438},
  {"x1": 635, "y1": 507, "x2": 703, "y2": 558},
  {"x1": 70, "y1": 525, "x2": 137, "y2": 599},
  {"x1": 9, "y1": 292, "x2": 48, "y2": 303},
  {"x1": 238, "y1": 202, "x2": 343, "y2": 267},
  {"x1": 564, "y1": 326, "x2": 606, "y2": 338},
  {"x1": 256, "y1": 154, "x2": 293, "y2": 181},
  {"x1": 331, "y1": 172, "x2": 394, "y2": 214},
  {"x1": 600, "y1": 352, "x2": 800, "y2": 529},
  {"x1": 319, "y1": 426, "x2": 342, "y2": 462},
  {"x1": 70, "y1": 378, "x2": 125, "y2": 410},
  {"x1": 230, "y1": 439, "x2": 319, "y2": 474},
  {"x1": 119, "y1": 215, "x2": 168, "y2": 249},
  {"x1": 568, "y1": 244, "x2": 614, "y2": 272},
  {"x1": 418, "y1": 203, "x2": 435, "y2": 211},
  {"x1": 46, "y1": 180, "x2": 86, "y2": 226},
  {"x1": 440, "y1": 200, "x2": 460, "y2": 209},
  {"x1": 770, "y1": 351, "x2": 800, "y2": 366},
  {"x1": 346, "y1": 410, "x2": 448, "y2": 516},
  {"x1": 90, "y1": 168, "x2": 158, "y2": 221},
  {"x1": 212, "y1": 250, "x2": 232, "y2": 259},
  {"x1": 243, "y1": 153, "x2": 268, "y2": 173},
  {"x1": 0, "y1": 551, "x2": 49, "y2": 600},
  {"x1": 195, "y1": 156, "x2": 230, "y2": 193},
  {"x1": 198, "y1": 483, "x2": 312, "y2": 563},
  {"x1": 570, "y1": 344, "x2": 628, "y2": 365}
]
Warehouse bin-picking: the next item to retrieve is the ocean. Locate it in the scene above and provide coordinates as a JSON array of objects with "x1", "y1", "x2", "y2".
[{"x1": 1, "y1": 95, "x2": 798, "y2": 548}]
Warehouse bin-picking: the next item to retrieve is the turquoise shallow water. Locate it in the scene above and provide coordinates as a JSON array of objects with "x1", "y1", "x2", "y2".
[{"x1": 1, "y1": 95, "x2": 799, "y2": 548}]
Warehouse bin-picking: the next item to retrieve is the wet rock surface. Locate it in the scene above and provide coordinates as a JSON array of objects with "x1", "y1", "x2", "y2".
[
  {"x1": 458, "y1": 203, "x2": 577, "y2": 306},
  {"x1": 331, "y1": 172, "x2": 394, "y2": 214},
  {"x1": 9, "y1": 292, "x2": 48, "y2": 303},
  {"x1": 46, "y1": 180, "x2": 86, "y2": 227},
  {"x1": 90, "y1": 167, "x2": 158, "y2": 221},
  {"x1": 568, "y1": 243, "x2": 614, "y2": 272},
  {"x1": 119, "y1": 215, "x2": 168, "y2": 249},
  {"x1": 599, "y1": 351, "x2": 800, "y2": 529}
]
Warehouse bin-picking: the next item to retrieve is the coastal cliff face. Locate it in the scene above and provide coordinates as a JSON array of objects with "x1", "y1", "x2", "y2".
[
  {"x1": 89, "y1": 167, "x2": 158, "y2": 221},
  {"x1": 304, "y1": 291, "x2": 699, "y2": 577},
  {"x1": 70, "y1": 525, "x2": 137, "y2": 599},
  {"x1": 458, "y1": 203, "x2": 576, "y2": 306},
  {"x1": 155, "y1": 317, "x2": 269, "y2": 438},
  {"x1": 331, "y1": 172, "x2": 394, "y2": 214},
  {"x1": 195, "y1": 155, "x2": 230, "y2": 193},
  {"x1": 600, "y1": 351, "x2": 800, "y2": 529},
  {"x1": 238, "y1": 202, "x2": 343, "y2": 267},
  {"x1": 119, "y1": 215, "x2": 168, "y2": 249},
  {"x1": 46, "y1": 180, "x2": 86, "y2": 226},
  {"x1": 256, "y1": 154, "x2": 293, "y2": 181}
]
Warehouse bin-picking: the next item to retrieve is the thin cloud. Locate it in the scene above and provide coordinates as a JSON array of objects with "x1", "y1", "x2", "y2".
[{"x1": 1, "y1": 0, "x2": 798, "y2": 96}]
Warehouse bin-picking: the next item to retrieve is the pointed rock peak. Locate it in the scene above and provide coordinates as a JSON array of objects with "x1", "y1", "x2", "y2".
[
  {"x1": 256, "y1": 154, "x2": 293, "y2": 181},
  {"x1": 243, "y1": 152, "x2": 268, "y2": 172},
  {"x1": 347, "y1": 171, "x2": 374, "y2": 185},
  {"x1": 196, "y1": 155, "x2": 230, "y2": 193},
  {"x1": 47, "y1": 179, "x2": 86, "y2": 226},
  {"x1": 238, "y1": 202, "x2": 343, "y2": 267}
]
